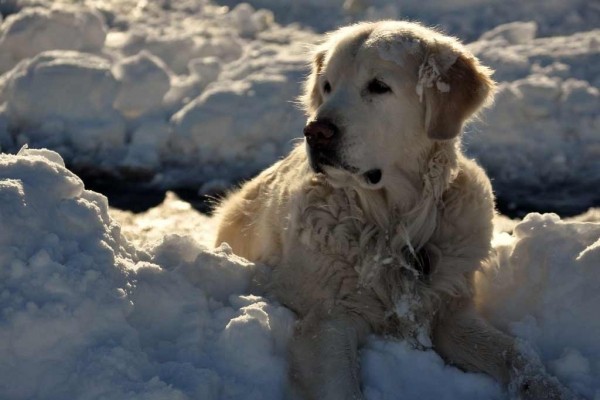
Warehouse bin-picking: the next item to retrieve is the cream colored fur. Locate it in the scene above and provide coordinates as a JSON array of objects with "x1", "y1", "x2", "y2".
[{"x1": 215, "y1": 21, "x2": 578, "y2": 400}]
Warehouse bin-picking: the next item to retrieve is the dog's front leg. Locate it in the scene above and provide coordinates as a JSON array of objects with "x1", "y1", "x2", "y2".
[
  {"x1": 432, "y1": 304, "x2": 580, "y2": 400},
  {"x1": 288, "y1": 309, "x2": 370, "y2": 400}
]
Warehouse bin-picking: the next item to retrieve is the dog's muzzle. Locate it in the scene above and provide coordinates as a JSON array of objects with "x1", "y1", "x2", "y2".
[
  {"x1": 304, "y1": 119, "x2": 382, "y2": 186},
  {"x1": 304, "y1": 119, "x2": 347, "y2": 173}
]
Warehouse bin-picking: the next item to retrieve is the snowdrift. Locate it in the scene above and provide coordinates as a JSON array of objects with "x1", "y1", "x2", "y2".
[
  {"x1": 1, "y1": 149, "x2": 598, "y2": 400},
  {"x1": 0, "y1": 1, "x2": 597, "y2": 213}
]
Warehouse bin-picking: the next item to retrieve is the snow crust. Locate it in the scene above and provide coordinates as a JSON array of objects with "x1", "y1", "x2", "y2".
[{"x1": 1, "y1": 150, "x2": 598, "y2": 399}]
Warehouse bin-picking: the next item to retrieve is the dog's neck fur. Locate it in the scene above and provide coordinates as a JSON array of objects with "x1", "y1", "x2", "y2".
[{"x1": 349, "y1": 139, "x2": 459, "y2": 250}]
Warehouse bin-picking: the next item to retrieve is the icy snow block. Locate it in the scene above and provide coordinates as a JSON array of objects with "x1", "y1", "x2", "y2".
[
  {"x1": 1, "y1": 51, "x2": 126, "y2": 153},
  {"x1": 119, "y1": 32, "x2": 199, "y2": 76},
  {"x1": 170, "y1": 77, "x2": 303, "y2": 169},
  {"x1": 113, "y1": 51, "x2": 171, "y2": 119},
  {"x1": 0, "y1": 6, "x2": 107, "y2": 74}
]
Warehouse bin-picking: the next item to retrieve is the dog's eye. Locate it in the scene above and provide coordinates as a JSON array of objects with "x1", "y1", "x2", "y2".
[
  {"x1": 323, "y1": 81, "x2": 331, "y2": 94},
  {"x1": 367, "y1": 79, "x2": 391, "y2": 94}
]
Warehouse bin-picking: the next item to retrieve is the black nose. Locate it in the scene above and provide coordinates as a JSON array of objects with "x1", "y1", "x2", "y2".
[{"x1": 303, "y1": 119, "x2": 339, "y2": 149}]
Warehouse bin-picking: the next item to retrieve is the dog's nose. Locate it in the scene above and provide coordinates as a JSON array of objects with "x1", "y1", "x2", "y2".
[{"x1": 303, "y1": 119, "x2": 339, "y2": 149}]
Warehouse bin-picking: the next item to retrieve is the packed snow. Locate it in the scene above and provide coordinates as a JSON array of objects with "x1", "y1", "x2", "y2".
[
  {"x1": 0, "y1": 0, "x2": 597, "y2": 213},
  {"x1": 0, "y1": 0, "x2": 598, "y2": 399}
]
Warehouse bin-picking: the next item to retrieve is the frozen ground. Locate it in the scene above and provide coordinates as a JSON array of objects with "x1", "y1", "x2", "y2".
[
  {"x1": 0, "y1": 0, "x2": 597, "y2": 214},
  {"x1": 0, "y1": 1, "x2": 599, "y2": 399},
  {"x1": 1, "y1": 147, "x2": 599, "y2": 400}
]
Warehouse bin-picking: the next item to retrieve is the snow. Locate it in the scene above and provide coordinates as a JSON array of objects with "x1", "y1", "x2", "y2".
[
  {"x1": 0, "y1": 50, "x2": 126, "y2": 165},
  {"x1": 476, "y1": 213, "x2": 600, "y2": 399},
  {"x1": 112, "y1": 51, "x2": 172, "y2": 119},
  {"x1": 465, "y1": 26, "x2": 599, "y2": 213},
  {"x1": 0, "y1": 148, "x2": 295, "y2": 400},
  {"x1": 2, "y1": 149, "x2": 598, "y2": 399},
  {"x1": 0, "y1": 6, "x2": 106, "y2": 74},
  {"x1": 0, "y1": 0, "x2": 598, "y2": 398},
  {"x1": 0, "y1": 0, "x2": 596, "y2": 213}
]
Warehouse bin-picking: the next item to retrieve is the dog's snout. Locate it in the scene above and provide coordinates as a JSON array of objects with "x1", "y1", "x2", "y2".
[{"x1": 303, "y1": 119, "x2": 339, "y2": 148}]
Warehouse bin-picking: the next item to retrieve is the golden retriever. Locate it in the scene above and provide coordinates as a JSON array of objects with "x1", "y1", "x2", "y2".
[{"x1": 215, "y1": 21, "x2": 577, "y2": 400}]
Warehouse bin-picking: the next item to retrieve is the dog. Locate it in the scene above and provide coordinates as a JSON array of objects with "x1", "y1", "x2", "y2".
[{"x1": 215, "y1": 21, "x2": 577, "y2": 400}]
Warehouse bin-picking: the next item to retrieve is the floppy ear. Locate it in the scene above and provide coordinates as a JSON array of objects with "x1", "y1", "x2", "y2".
[
  {"x1": 419, "y1": 46, "x2": 495, "y2": 140},
  {"x1": 299, "y1": 48, "x2": 326, "y2": 115}
]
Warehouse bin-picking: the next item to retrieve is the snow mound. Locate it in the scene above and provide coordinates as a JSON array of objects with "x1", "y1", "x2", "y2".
[
  {"x1": 0, "y1": 6, "x2": 106, "y2": 74},
  {"x1": 465, "y1": 27, "x2": 600, "y2": 214},
  {"x1": 0, "y1": 51, "x2": 126, "y2": 163},
  {"x1": 0, "y1": 148, "x2": 295, "y2": 400},
  {"x1": 0, "y1": 1, "x2": 596, "y2": 211},
  {"x1": 169, "y1": 75, "x2": 304, "y2": 183},
  {"x1": 476, "y1": 213, "x2": 600, "y2": 399},
  {"x1": 1, "y1": 148, "x2": 599, "y2": 399},
  {"x1": 112, "y1": 51, "x2": 172, "y2": 119}
]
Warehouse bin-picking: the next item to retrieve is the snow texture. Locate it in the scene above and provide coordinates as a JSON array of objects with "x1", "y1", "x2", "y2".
[
  {"x1": 466, "y1": 26, "x2": 600, "y2": 213},
  {"x1": 0, "y1": 0, "x2": 596, "y2": 213},
  {"x1": 0, "y1": 148, "x2": 295, "y2": 400},
  {"x1": 1, "y1": 150, "x2": 598, "y2": 399}
]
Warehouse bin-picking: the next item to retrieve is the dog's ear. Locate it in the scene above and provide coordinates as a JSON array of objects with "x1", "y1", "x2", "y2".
[
  {"x1": 300, "y1": 48, "x2": 326, "y2": 115},
  {"x1": 419, "y1": 44, "x2": 495, "y2": 141}
]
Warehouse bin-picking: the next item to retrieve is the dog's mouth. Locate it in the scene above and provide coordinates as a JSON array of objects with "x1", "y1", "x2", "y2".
[
  {"x1": 308, "y1": 149, "x2": 359, "y2": 175},
  {"x1": 308, "y1": 149, "x2": 383, "y2": 188}
]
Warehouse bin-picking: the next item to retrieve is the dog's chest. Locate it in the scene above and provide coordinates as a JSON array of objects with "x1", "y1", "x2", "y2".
[
  {"x1": 294, "y1": 186, "x2": 363, "y2": 263},
  {"x1": 283, "y1": 181, "x2": 435, "y2": 345}
]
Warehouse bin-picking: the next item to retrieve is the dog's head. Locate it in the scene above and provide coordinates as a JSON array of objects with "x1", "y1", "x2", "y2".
[{"x1": 300, "y1": 21, "x2": 495, "y2": 190}]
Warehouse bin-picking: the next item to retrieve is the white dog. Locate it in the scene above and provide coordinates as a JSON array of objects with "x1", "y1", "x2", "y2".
[{"x1": 215, "y1": 21, "x2": 577, "y2": 400}]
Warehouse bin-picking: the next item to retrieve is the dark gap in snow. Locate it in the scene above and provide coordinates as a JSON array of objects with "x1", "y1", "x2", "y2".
[
  {"x1": 495, "y1": 186, "x2": 600, "y2": 219},
  {"x1": 0, "y1": 0, "x2": 21, "y2": 18},
  {"x1": 82, "y1": 176, "x2": 219, "y2": 215}
]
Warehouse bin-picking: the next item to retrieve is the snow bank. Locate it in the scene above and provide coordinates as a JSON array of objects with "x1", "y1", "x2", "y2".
[
  {"x1": 217, "y1": 0, "x2": 599, "y2": 40},
  {"x1": 1, "y1": 148, "x2": 598, "y2": 399},
  {"x1": 0, "y1": 0, "x2": 596, "y2": 211},
  {"x1": 0, "y1": 51, "x2": 126, "y2": 168},
  {"x1": 465, "y1": 26, "x2": 600, "y2": 214},
  {"x1": 0, "y1": 148, "x2": 295, "y2": 400},
  {"x1": 476, "y1": 213, "x2": 600, "y2": 399}
]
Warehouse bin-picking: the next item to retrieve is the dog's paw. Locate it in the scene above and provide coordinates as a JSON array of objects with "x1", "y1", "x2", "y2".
[{"x1": 509, "y1": 374, "x2": 582, "y2": 400}]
